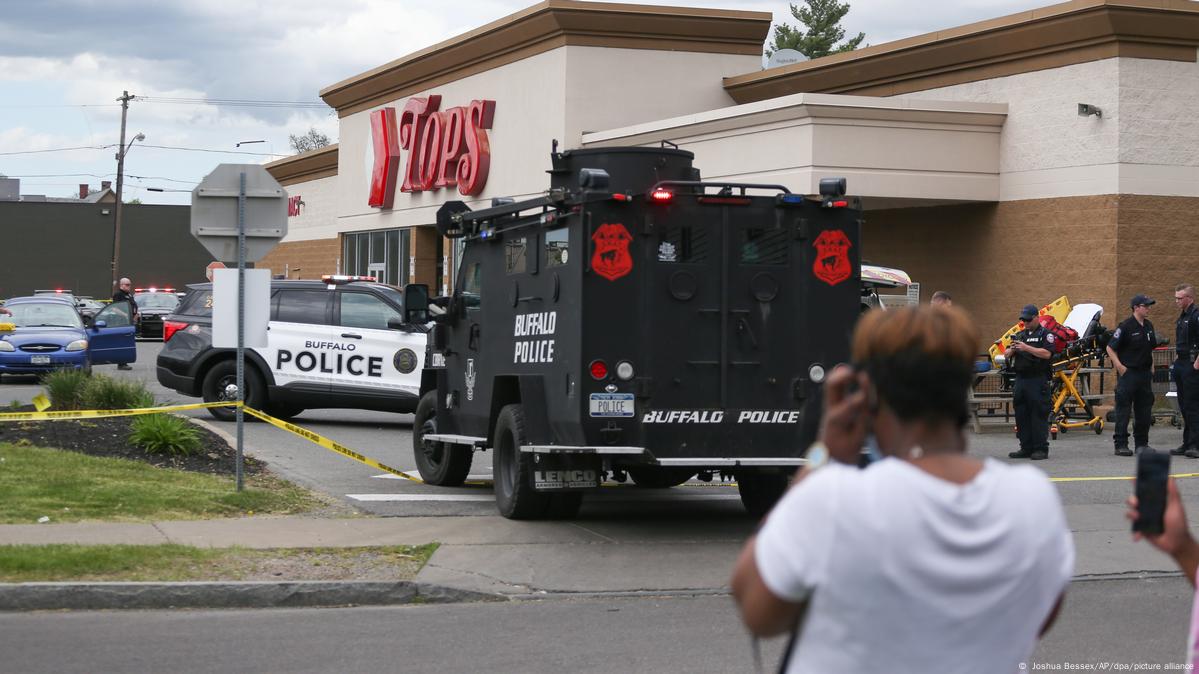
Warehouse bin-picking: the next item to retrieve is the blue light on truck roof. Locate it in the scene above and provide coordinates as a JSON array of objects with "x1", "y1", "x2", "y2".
[{"x1": 780, "y1": 194, "x2": 805, "y2": 204}]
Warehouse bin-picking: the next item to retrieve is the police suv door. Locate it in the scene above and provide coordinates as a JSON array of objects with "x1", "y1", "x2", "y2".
[
  {"x1": 262, "y1": 288, "x2": 333, "y2": 395},
  {"x1": 332, "y1": 289, "x2": 423, "y2": 405}
]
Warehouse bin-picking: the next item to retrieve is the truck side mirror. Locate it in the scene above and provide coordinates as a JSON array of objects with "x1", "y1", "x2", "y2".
[{"x1": 403, "y1": 283, "x2": 430, "y2": 325}]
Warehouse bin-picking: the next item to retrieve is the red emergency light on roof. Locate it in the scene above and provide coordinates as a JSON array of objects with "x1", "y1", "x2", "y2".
[
  {"x1": 135, "y1": 287, "x2": 176, "y2": 293},
  {"x1": 649, "y1": 188, "x2": 673, "y2": 204},
  {"x1": 321, "y1": 275, "x2": 377, "y2": 284}
]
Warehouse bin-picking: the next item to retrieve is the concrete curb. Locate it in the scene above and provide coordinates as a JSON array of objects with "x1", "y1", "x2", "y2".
[{"x1": 0, "y1": 581, "x2": 506, "y2": 611}]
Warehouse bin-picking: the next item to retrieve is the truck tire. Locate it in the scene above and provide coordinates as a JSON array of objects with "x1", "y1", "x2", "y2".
[
  {"x1": 493, "y1": 404, "x2": 582, "y2": 519},
  {"x1": 737, "y1": 472, "x2": 790, "y2": 519},
  {"x1": 202, "y1": 360, "x2": 265, "y2": 422},
  {"x1": 413, "y1": 391, "x2": 471, "y2": 486},
  {"x1": 628, "y1": 467, "x2": 694, "y2": 488}
]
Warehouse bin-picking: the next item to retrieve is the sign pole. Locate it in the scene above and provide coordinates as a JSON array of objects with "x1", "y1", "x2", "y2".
[{"x1": 235, "y1": 171, "x2": 246, "y2": 492}]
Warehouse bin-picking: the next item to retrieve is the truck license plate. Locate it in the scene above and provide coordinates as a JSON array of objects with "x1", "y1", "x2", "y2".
[
  {"x1": 589, "y1": 393, "x2": 634, "y2": 417},
  {"x1": 30, "y1": 356, "x2": 50, "y2": 365}
]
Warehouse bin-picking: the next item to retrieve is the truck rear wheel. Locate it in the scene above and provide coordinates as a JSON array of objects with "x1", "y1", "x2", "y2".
[
  {"x1": 737, "y1": 471, "x2": 791, "y2": 519},
  {"x1": 413, "y1": 391, "x2": 472, "y2": 486},
  {"x1": 493, "y1": 404, "x2": 581, "y2": 520},
  {"x1": 628, "y1": 467, "x2": 694, "y2": 488}
]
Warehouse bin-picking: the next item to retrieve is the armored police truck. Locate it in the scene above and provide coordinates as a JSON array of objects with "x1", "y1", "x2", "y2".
[{"x1": 401, "y1": 146, "x2": 861, "y2": 519}]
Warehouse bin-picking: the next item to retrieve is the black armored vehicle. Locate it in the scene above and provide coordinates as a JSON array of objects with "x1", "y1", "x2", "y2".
[{"x1": 401, "y1": 146, "x2": 861, "y2": 519}]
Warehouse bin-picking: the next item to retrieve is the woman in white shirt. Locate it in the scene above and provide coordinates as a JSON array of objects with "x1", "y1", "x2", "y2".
[{"x1": 731, "y1": 305, "x2": 1074, "y2": 673}]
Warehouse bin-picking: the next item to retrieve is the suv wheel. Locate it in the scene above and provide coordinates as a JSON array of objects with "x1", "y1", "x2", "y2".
[
  {"x1": 492, "y1": 404, "x2": 582, "y2": 520},
  {"x1": 202, "y1": 360, "x2": 265, "y2": 422},
  {"x1": 413, "y1": 391, "x2": 472, "y2": 486}
]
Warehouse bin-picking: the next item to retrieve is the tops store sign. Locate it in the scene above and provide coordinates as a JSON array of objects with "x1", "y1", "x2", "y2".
[{"x1": 367, "y1": 95, "x2": 496, "y2": 208}]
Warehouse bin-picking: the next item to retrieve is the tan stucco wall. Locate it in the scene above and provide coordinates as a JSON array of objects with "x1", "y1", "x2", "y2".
[
  {"x1": 864, "y1": 194, "x2": 1199, "y2": 345},
  {"x1": 257, "y1": 237, "x2": 341, "y2": 281}
]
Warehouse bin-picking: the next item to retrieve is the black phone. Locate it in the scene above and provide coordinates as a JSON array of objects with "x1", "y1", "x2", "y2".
[{"x1": 1134, "y1": 451, "x2": 1170, "y2": 535}]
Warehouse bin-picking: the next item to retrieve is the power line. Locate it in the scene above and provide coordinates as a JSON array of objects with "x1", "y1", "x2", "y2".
[
  {"x1": 0, "y1": 104, "x2": 121, "y2": 109},
  {"x1": 135, "y1": 96, "x2": 328, "y2": 110},
  {"x1": 135, "y1": 143, "x2": 287, "y2": 157},
  {"x1": 0, "y1": 145, "x2": 114, "y2": 157}
]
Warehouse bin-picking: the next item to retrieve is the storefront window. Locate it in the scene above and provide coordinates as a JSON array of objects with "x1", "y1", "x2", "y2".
[{"x1": 342, "y1": 229, "x2": 412, "y2": 286}]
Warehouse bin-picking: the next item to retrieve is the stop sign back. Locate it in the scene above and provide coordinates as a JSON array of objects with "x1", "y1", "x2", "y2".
[{"x1": 206, "y1": 261, "x2": 227, "y2": 281}]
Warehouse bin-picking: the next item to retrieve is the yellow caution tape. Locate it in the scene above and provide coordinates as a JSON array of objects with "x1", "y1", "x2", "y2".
[
  {"x1": 241, "y1": 405, "x2": 424, "y2": 484},
  {"x1": 7, "y1": 397, "x2": 1198, "y2": 490},
  {"x1": 0, "y1": 401, "x2": 237, "y2": 421}
]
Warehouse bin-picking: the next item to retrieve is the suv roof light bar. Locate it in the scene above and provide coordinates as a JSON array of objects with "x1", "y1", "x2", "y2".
[{"x1": 321, "y1": 275, "x2": 377, "y2": 284}]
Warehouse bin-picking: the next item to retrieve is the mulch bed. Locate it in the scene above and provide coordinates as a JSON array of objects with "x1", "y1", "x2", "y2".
[{"x1": 0, "y1": 405, "x2": 263, "y2": 477}]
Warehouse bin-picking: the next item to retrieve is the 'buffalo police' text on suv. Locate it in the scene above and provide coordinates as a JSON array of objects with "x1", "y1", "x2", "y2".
[{"x1": 157, "y1": 277, "x2": 427, "y2": 421}]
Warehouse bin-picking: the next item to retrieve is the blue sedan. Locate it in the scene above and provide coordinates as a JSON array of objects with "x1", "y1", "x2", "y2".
[{"x1": 0, "y1": 296, "x2": 136, "y2": 379}]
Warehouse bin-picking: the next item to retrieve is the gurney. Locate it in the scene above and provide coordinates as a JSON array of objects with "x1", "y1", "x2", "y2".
[{"x1": 988, "y1": 299, "x2": 1112, "y2": 438}]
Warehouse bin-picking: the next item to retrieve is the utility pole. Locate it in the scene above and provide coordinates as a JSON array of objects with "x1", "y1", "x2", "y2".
[{"x1": 111, "y1": 90, "x2": 134, "y2": 293}]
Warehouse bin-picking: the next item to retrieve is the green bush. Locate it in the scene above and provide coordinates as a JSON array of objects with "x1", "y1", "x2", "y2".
[
  {"x1": 42, "y1": 369, "x2": 92, "y2": 411},
  {"x1": 128, "y1": 414, "x2": 202, "y2": 456},
  {"x1": 82, "y1": 376, "x2": 155, "y2": 411}
]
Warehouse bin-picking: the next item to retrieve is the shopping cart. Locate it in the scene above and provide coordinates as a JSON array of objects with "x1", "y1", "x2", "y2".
[{"x1": 1152, "y1": 346, "x2": 1181, "y2": 428}]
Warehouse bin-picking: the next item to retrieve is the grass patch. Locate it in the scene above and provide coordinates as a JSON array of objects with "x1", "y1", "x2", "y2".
[
  {"x1": 0, "y1": 543, "x2": 440, "y2": 582},
  {"x1": 0, "y1": 443, "x2": 322, "y2": 524}
]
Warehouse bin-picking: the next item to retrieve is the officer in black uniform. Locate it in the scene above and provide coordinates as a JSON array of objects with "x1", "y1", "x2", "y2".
[
  {"x1": 1173, "y1": 284, "x2": 1199, "y2": 458},
  {"x1": 110, "y1": 277, "x2": 138, "y2": 371},
  {"x1": 1008, "y1": 304, "x2": 1056, "y2": 461},
  {"x1": 1106, "y1": 294, "x2": 1157, "y2": 456}
]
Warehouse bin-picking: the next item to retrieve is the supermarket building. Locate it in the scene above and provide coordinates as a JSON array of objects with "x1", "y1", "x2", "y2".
[{"x1": 262, "y1": 0, "x2": 1199, "y2": 339}]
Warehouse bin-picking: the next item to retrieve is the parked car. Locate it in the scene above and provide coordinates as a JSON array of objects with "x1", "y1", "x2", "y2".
[
  {"x1": 156, "y1": 277, "x2": 428, "y2": 421},
  {"x1": 75, "y1": 296, "x2": 104, "y2": 320},
  {"x1": 0, "y1": 296, "x2": 136, "y2": 380},
  {"x1": 133, "y1": 287, "x2": 180, "y2": 339}
]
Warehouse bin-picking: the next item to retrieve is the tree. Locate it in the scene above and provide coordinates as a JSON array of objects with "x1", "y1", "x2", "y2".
[
  {"x1": 766, "y1": 0, "x2": 865, "y2": 59},
  {"x1": 289, "y1": 128, "x2": 331, "y2": 154}
]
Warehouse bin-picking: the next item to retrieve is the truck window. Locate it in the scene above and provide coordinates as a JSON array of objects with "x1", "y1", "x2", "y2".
[
  {"x1": 505, "y1": 237, "x2": 527, "y2": 274},
  {"x1": 740, "y1": 228, "x2": 788, "y2": 265},
  {"x1": 339, "y1": 292, "x2": 400, "y2": 330},
  {"x1": 655, "y1": 226, "x2": 708, "y2": 264},
  {"x1": 546, "y1": 228, "x2": 569, "y2": 267},
  {"x1": 274, "y1": 290, "x2": 328, "y2": 325},
  {"x1": 461, "y1": 262, "x2": 482, "y2": 310}
]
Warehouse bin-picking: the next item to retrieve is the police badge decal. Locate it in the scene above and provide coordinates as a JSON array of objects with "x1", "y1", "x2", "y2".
[
  {"x1": 394, "y1": 348, "x2": 418, "y2": 374},
  {"x1": 591, "y1": 223, "x2": 634, "y2": 281},
  {"x1": 812, "y1": 229, "x2": 852, "y2": 286}
]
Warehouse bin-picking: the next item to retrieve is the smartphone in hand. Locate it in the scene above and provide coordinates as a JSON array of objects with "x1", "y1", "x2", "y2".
[{"x1": 1134, "y1": 451, "x2": 1170, "y2": 535}]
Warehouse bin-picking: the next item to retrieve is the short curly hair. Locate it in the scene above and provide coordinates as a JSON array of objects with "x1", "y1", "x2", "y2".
[{"x1": 851, "y1": 306, "x2": 980, "y2": 427}]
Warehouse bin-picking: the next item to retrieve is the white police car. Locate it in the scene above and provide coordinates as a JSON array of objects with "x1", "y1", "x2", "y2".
[{"x1": 156, "y1": 276, "x2": 428, "y2": 421}]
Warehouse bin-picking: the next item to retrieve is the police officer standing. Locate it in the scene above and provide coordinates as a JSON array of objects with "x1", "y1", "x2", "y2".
[
  {"x1": 1107, "y1": 295, "x2": 1157, "y2": 456},
  {"x1": 1173, "y1": 284, "x2": 1199, "y2": 458},
  {"x1": 110, "y1": 277, "x2": 137, "y2": 371},
  {"x1": 1008, "y1": 304, "x2": 1056, "y2": 460}
]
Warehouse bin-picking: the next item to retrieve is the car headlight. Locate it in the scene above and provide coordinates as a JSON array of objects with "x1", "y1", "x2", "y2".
[
  {"x1": 0, "y1": 341, "x2": 13, "y2": 352},
  {"x1": 65, "y1": 339, "x2": 88, "y2": 352}
]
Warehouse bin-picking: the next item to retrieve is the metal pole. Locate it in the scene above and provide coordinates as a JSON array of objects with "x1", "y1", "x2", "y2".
[
  {"x1": 111, "y1": 90, "x2": 132, "y2": 292},
  {"x1": 236, "y1": 171, "x2": 246, "y2": 492}
]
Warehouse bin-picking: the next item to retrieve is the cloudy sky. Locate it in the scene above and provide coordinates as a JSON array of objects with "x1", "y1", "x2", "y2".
[{"x1": 0, "y1": 0, "x2": 1050, "y2": 205}]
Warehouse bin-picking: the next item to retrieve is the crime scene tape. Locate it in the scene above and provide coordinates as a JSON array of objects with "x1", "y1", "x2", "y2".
[
  {"x1": 240, "y1": 405, "x2": 426, "y2": 484},
  {"x1": 0, "y1": 401, "x2": 238, "y2": 421},
  {"x1": 4, "y1": 398, "x2": 1199, "y2": 487}
]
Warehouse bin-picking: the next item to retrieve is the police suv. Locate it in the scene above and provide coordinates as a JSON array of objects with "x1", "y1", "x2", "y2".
[
  {"x1": 157, "y1": 277, "x2": 427, "y2": 421},
  {"x1": 398, "y1": 146, "x2": 861, "y2": 520}
]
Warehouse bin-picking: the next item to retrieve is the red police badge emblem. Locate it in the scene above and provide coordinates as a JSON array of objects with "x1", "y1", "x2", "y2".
[
  {"x1": 591, "y1": 223, "x2": 634, "y2": 281},
  {"x1": 812, "y1": 229, "x2": 852, "y2": 286}
]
